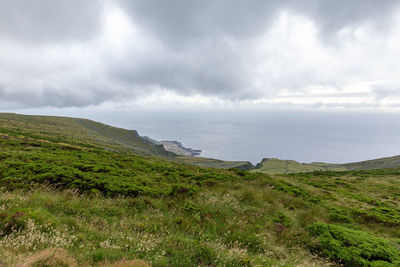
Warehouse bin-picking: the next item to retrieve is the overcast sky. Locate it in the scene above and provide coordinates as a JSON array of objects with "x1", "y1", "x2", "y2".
[{"x1": 1, "y1": 0, "x2": 400, "y2": 110}]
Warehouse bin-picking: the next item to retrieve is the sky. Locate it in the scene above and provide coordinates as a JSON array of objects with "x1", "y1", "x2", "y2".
[{"x1": 1, "y1": 0, "x2": 400, "y2": 110}]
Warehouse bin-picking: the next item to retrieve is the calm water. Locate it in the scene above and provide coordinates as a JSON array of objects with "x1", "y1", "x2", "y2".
[{"x1": 10, "y1": 108, "x2": 400, "y2": 164}]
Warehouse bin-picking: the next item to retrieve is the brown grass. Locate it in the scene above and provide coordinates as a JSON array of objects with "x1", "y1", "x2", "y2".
[
  {"x1": 19, "y1": 248, "x2": 77, "y2": 267},
  {"x1": 100, "y1": 259, "x2": 150, "y2": 267}
]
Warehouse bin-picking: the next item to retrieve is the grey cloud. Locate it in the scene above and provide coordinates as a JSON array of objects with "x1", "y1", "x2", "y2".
[
  {"x1": 118, "y1": 0, "x2": 284, "y2": 48},
  {"x1": 41, "y1": 86, "x2": 116, "y2": 108},
  {"x1": 0, "y1": 86, "x2": 43, "y2": 108},
  {"x1": 110, "y1": 39, "x2": 259, "y2": 100},
  {"x1": 118, "y1": 0, "x2": 400, "y2": 46},
  {"x1": 293, "y1": 0, "x2": 399, "y2": 35},
  {"x1": 372, "y1": 84, "x2": 400, "y2": 100},
  {"x1": 275, "y1": 92, "x2": 370, "y2": 99},
  {"x1": 1, "y1": 0, "x2": 400, "y2": 109},
  {"x1": 0, "y1": 85, "x2": 115, "y2": 108},
  {"x1": 0, "y1": 0, "x2": 104, "y2": 43}
]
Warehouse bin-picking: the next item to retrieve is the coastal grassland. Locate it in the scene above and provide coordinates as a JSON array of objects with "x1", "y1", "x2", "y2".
[
  {"x1": 0, "y1": 130, "x2": 239, "y2": 197},
  {"x1": 252, "y1": 158, "x2": 347, "y2": 175},
  {"x1": 0, "y1": 113, "x2": 170, "y2": 156},
  {"x1": 1, "y1": 114, "x2": 400, "y2": 266},
  {"x1": 0, "y1": 129, "x2": 322, "y2": 266},
  {"x1": 0, "y1": 183, "x2": 333, "y2": 266},
  {"x1": 175, "y1": 156, "x2": 254, "y2": 170},
  {"x1": 252, "y1": 156, "x2": 400, "y2": 175},
  {"x1": 1, "y1": 171, "x2": 399, "y2": 266}
]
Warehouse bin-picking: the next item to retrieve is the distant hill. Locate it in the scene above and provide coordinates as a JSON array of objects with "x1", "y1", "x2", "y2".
[
  {"x1": 175, "y1": 156, "x2": 254, "y2": 170},
  {"x1": 342, "y1": 155, "x2": 400, "y2": 170},
  {"x1": 252, "y1": 155, "x2": 400, "y2": 174},
  {"x1": 252, "y1": 158, "x2": 346, "y2": 174}
]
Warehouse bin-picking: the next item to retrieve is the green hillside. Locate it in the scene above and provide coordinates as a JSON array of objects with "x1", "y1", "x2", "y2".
[
  {"x1": 253, "y1": 156, "x2": 400, "y2": 175},
  {"x1": 253, "y1": 158, "x2": 347, "y2": 174},
  {"x1": 0, "y1": 113, "x2": 399, "y2": 266},
  {"x1": 0, "y1": 113, "x2": 172, "y2": 157},
  {"x1": 175, "y1": 156, "x2": 254, "y2": 170},
  {"x1": 343, "y1": 155, "x2": 400, "y2": 170}
]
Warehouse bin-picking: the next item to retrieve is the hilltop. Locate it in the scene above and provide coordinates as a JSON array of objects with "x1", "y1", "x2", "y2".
[
  {"x1": 0, "y1": 113, "x2": 399, "y2": 266},
  {"x1": 252, "y1": 156, "x2": 400, "y2": 175},
  {"x1": 252, "y1": 158, "x2": 347, "y2": 175},
  {"x1": 0, "y1": 113, "x2": 171, "y2": 157}
]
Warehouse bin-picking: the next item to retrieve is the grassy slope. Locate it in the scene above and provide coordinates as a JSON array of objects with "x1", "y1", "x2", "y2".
[
  {"x1": 342, "y1": 155, "x2": 400, "y2": 170},
  {"x1": 0, "y1": 113, "x2": 172, "y2": 157},
  {"x1": 253, "y1": 158, "x2": 347, "y2": 175},
  {"x1": 175, "y1": 156, "x2": 254, "y2": 170},
  {"x1": 253, "y1": 156, "x2": 400, "y2": 175},
  {"x1": 1, "y1": 114, "x2": 400, "y2": 266}
]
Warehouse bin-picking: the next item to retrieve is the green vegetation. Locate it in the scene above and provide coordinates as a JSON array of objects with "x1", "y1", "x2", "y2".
[
  {"x1": 253, "y1": 158, "x2": 348, "y2": 175},
  {"x1": 175, "y1": 156, "x2": 254, "y2": 170},
  {"x1": 308, "y1": 223, "x2": 400, "y2": 266},
  {"x1": 0, "y1": 113, "x2": 399, "y2": 266},
  {"x1": 252, "y1": 156, "x2": 400, "y2": 175},
  {"x1": 0, "y1": 113, "x2": 172, "y2": 157},
  {"x1": 0, "y1": 131, "x2": 242, "y2": 198}
]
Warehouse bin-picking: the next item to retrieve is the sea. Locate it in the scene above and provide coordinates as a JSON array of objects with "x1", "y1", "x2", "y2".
[{"x1": 9, "y1": 108, "x2": 400, "y2": 165}]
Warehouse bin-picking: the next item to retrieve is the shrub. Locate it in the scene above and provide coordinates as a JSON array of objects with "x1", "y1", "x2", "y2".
[
  {"x1": 328, "y1": 206, "x2": 354, "y2": 223},
  {"x1": 274, "y1": 180, "x2": 321, "y2": 203},
  {"x1": 181, "y1": 201, "x2": 200, "y2": 214},
  {"x1": 307, "y1": 223, "x2": 400, "y2": 266},
  {"x1": 272, "y1": 211, "x2": 292, "y2": 227}
]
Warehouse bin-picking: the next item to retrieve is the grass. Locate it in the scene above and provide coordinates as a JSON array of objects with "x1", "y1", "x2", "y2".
[
  {"x1": 0, "y1": 113, "x2": 172, "y2": 157},
  {"x1": 252, "y1": 158, "x2": 347, "y2": 175},
  {"x1": 175, "y1": 156, "x2": 254, "y2": 170},
  {"x1": 253, "y1": 156, "x2": 400, "y2": 175},
  {"x1": 0, "y1": 184, "x2": 334, "y2": 266},
  {"x1": 0, "y1": 132, "x2": 243, "y2": 197},
  {"x1": 0, "y1": 113, "x2": 399, "y2": 266}
]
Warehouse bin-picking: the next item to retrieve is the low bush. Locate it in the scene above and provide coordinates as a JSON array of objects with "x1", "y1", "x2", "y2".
[
  {"x1": 307, "y1": 223, "x2": 400, "y2": 266},
  {"x1": 328, "y1": 206, "x2": 354, "y2": 223},
  {"x1": 274, "y1": 180, "x2": 321, "y2": 203}
]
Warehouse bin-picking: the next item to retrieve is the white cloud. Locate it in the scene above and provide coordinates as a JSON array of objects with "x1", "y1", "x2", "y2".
[{"x1": 1, "y1": 1, "x2": 400, "y2": 110}]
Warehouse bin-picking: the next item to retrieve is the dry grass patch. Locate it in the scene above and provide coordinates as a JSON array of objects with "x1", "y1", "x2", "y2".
[
  {"x1": 100, "y1": 259, "x2": 150, "y2": 267},
  {"x1": 19, "y1": 248, "x2": 77, "y2": 267}
]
